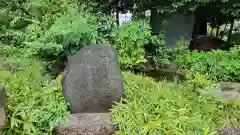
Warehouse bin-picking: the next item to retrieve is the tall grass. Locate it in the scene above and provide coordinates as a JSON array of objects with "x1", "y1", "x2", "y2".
[
  {"x1": 111, "y1": 72, "x2": 240, "y2": 135},
  {"x1": 0, "y1": 56, "x2": 69, "y2": 135}
]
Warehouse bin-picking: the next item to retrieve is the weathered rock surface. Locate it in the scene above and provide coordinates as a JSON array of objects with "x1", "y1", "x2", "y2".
[
  {"x1": 209, "y1": 82, "x2": 240, "y2": 101},
  {"x1": 220, "y1": 82, "x2": 240, "y2": 91},
  {"x1": 218, "y1": 128, "x2": 240, "y2": 135},
  {"x1": 56, "y1": 113, "x2": 115, "y2": 135},
  {"x1": 61, "y1": 44, "x2": 124, "y2": 113}
]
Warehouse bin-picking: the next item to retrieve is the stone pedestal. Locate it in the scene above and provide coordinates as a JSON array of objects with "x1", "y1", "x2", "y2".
[{"x1": 56, "y1": 113, "x2": 115, "y2": 135}]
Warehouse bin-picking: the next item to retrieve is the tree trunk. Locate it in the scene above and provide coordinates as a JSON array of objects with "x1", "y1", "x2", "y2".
[
  {"x1": 199, "y1": 20, "x2": 207, "y2": 35},
  {"x1": 115, "y1": 0, "x2": 120, "y2": 26},
  {"x1": 189, "y1": 16, "x2": 200, "y2": 50},
  {"x1": 150, "y1": 8, "x2": 161, "y2": 35},
  {"x1": 227, "y1": 18, "x2": 234, "y2": 43},
  {"x1": 216, "y1": 21, "x2": 220, "y2": 36}
]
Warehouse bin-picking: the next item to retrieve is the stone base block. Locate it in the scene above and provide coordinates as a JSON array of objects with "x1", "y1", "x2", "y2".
[
  {"x1": 0, "y1": 107, "x2": 6, "y2": 135},
  {"x1": 56, "y1": 113, "x2": 115, "y2": 135}
]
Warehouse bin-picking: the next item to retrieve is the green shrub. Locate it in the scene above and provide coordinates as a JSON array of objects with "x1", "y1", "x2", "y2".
[
  {"x1": 0, "y1": 57, "x2": 69, "y2": 135},
  {"x1": 151, "y1": 34, "x2": 171, "y2": 69},
  {"x1": 185, "y1": 71, "x2": 214, "y2": 88},
  {"x1": 149, "y1": 36, "x2": 189, "y2": 70},
  {"x1": 111, "y1": 21, "x2": 154, "y2": 70},
  {"x1": 25, "y1": 6, "x2": 98, "y2": 59},
  {"x1": 24, "y1": 0, "x2": 78, "y2": 44},
  {"x1": 175, "y1": 46, "x2": 240, "y2": 82},
  {"x1": 93, "y1": 12, "x2": 117, "y2": 44},
  {"x1": 0, "y1": 28, "x2": 25, "y2": 46},
  {"x1": 0, "y1": 42, "x2": 23, "y2": 58},
  {"x1": 111, "y1": 72, "x2": 240, "y2": 135}
]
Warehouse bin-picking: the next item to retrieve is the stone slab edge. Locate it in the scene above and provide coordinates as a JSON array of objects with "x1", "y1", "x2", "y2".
[
  {"x1": 0, "y1": 107, "x2": 5, "y2": 135},
  {"x1": 56, "y1": 113, "x2": 115, "y2": 135},
  {"x1": 0, "y1": 85, "x2": 6, "y2": 135}
]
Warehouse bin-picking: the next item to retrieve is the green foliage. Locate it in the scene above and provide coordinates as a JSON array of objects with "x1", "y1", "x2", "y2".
[
  {"x1": 151, "y1": 36, "x2": 189, "y2": 70},
  {"x1": 221, "y1": 1, "x2": 240, "y2": 18},
  {"x1": 133, "y1": 0, "x2": 240, "y2": 19},
  {"x1": 94, "y1": 12, "x2": 117, "y2": 44},
  {"x1": 0, "y1": 27, "x2": 25, "y2": 46},
  {"x1": 0, "y1": 57, "x2": 69, "y2": 135},
  {"x1": 23, "y1": 2, "x2": 116, "y2": 59},
  {"x1": 1, "y1": 0, "x2": 240, "y2": 134},
  {"x1": 175, "y1": 46, "x2": 240, "y2": 82},
  {"x1": 111, "y1": 72, "x2": 240, "y2": 135},
  {"x1": 0, "y1": 42, "x2": 26, "y2": 59},
  {"x1": 185, "y1": 71, "x2": 214, "y2": 88},
  {"x1": 152, "y1": 34, "x2": 171, "y2": 68},
  {"x1": 26, "y1": 6, "x2": 98, "y2": 59},
  {"x1": 0, "y1": 0, "x2": 79, "y2": 46},
  {"x1": 0, "y1": 0, "x2": 32, "y2": 26},
  {"x1": 134, "y1": 0, "x2": 211, "y2": 15},
  {"x1": 2, "y1": 0, "x2": 117, "y2": 76},
  {"x1": 111, "y1": 21, "x2": 154, "y2": 70},
  {"x1": 173, "y1": 36, "x2": 189, "y2": 57}
]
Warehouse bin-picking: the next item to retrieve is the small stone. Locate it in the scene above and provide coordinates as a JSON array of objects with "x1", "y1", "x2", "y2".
[{"x1": 56, "y1": 113, "x2": 115, "y2": 135}]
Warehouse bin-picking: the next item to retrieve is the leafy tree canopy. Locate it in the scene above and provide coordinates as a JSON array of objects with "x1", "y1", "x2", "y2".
[
  {"x1": 133, "y1": 0, "x2": 239, "y2": 18},
  {"x1": 0, "y1": 0, "x2": 239, "y2": 28}
]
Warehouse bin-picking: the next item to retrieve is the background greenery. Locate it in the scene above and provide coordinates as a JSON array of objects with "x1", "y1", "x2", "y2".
[
  {"x1": 0, "y1": 0, "x2": 240, "y2": 134},
  {"x1": 175, "y1": 46, "x2": 240, "y2": 82}
]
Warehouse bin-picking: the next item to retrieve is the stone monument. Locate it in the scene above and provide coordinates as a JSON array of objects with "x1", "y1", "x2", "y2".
[{"x1": 61, "y1": 44, "x2": 124, "y2": 114}]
